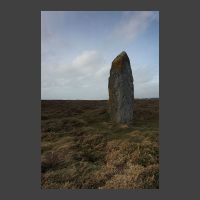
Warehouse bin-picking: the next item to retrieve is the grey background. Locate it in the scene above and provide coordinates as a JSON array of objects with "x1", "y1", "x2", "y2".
[{"x1": 1, "y1": 0, "x2": 199, "y2": 199}]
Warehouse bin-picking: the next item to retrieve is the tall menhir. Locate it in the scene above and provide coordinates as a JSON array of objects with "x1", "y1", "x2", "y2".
[{"x1": 108, "y1": 51, "x2": 134, "y2": 124}]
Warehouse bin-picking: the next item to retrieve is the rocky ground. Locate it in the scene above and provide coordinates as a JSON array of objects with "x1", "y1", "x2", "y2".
[{"x1": 41, "y1": 99, "x2": 159, "y2": 189}]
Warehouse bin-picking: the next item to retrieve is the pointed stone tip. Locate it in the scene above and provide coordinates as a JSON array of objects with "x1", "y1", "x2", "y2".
[
  {"x1": 119, "y1": 51, "x2": 128, "y2": 56},
  {"x1": 111, "y1": 51, "x2": 130, "y2": 70}
]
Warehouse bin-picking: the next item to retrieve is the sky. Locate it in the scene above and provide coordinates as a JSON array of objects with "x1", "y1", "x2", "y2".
[{"x1": 41, "y1": 11, "x2": 159, "y2": 100}]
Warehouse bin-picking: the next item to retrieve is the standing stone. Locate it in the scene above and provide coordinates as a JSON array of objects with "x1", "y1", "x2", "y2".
[{"x1": 108, "y1": 51, "x2": 134, "y2": 124}]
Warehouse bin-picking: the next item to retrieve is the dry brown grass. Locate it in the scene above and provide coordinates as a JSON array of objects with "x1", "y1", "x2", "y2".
[{"x1": 41, "y1": 99, "x2": 159, "y2": 189}]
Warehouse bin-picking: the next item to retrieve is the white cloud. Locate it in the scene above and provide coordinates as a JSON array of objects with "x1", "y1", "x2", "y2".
[
  {"x1": 113, "y1": 11, "x2": 158, "y2": 41},
  {"x1": 41, "y1": 50, "x2": 159, "y2": 99},
  {"x1": 41, "y1": 49, "x2": 111, "y2": 99},
  {"x1": 95, "y1": 65, "x2": 110, "y2": 79},
  {"x1": 133, "y1": 64, "x2": 159, "y2": 98},
  {"x1": 133, "y1": 64, "x2": 158, "y2": 84},
  {"x1": 41, "y1": 11, "x2": 159, "y2": 99},
  {"x1": 71, "y1": 50, "x2": 108, "y2": 77},
  {"x1": 72, "y1": 50, "x2": 98, "y2": 67}
]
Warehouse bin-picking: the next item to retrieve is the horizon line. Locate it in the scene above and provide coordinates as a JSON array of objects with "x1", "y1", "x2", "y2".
[{"x1": 41, "y1": 97, "x2": 159, "y2": 100}]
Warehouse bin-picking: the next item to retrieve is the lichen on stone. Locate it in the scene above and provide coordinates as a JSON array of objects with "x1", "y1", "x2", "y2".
[{"x1": 111, "y1": 51, "x2": 129, "y2": 71}]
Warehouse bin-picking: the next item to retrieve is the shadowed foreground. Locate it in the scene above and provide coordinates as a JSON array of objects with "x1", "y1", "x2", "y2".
[{"x1": 41, "y1": 99, "x2": 159, "y2": 189}]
